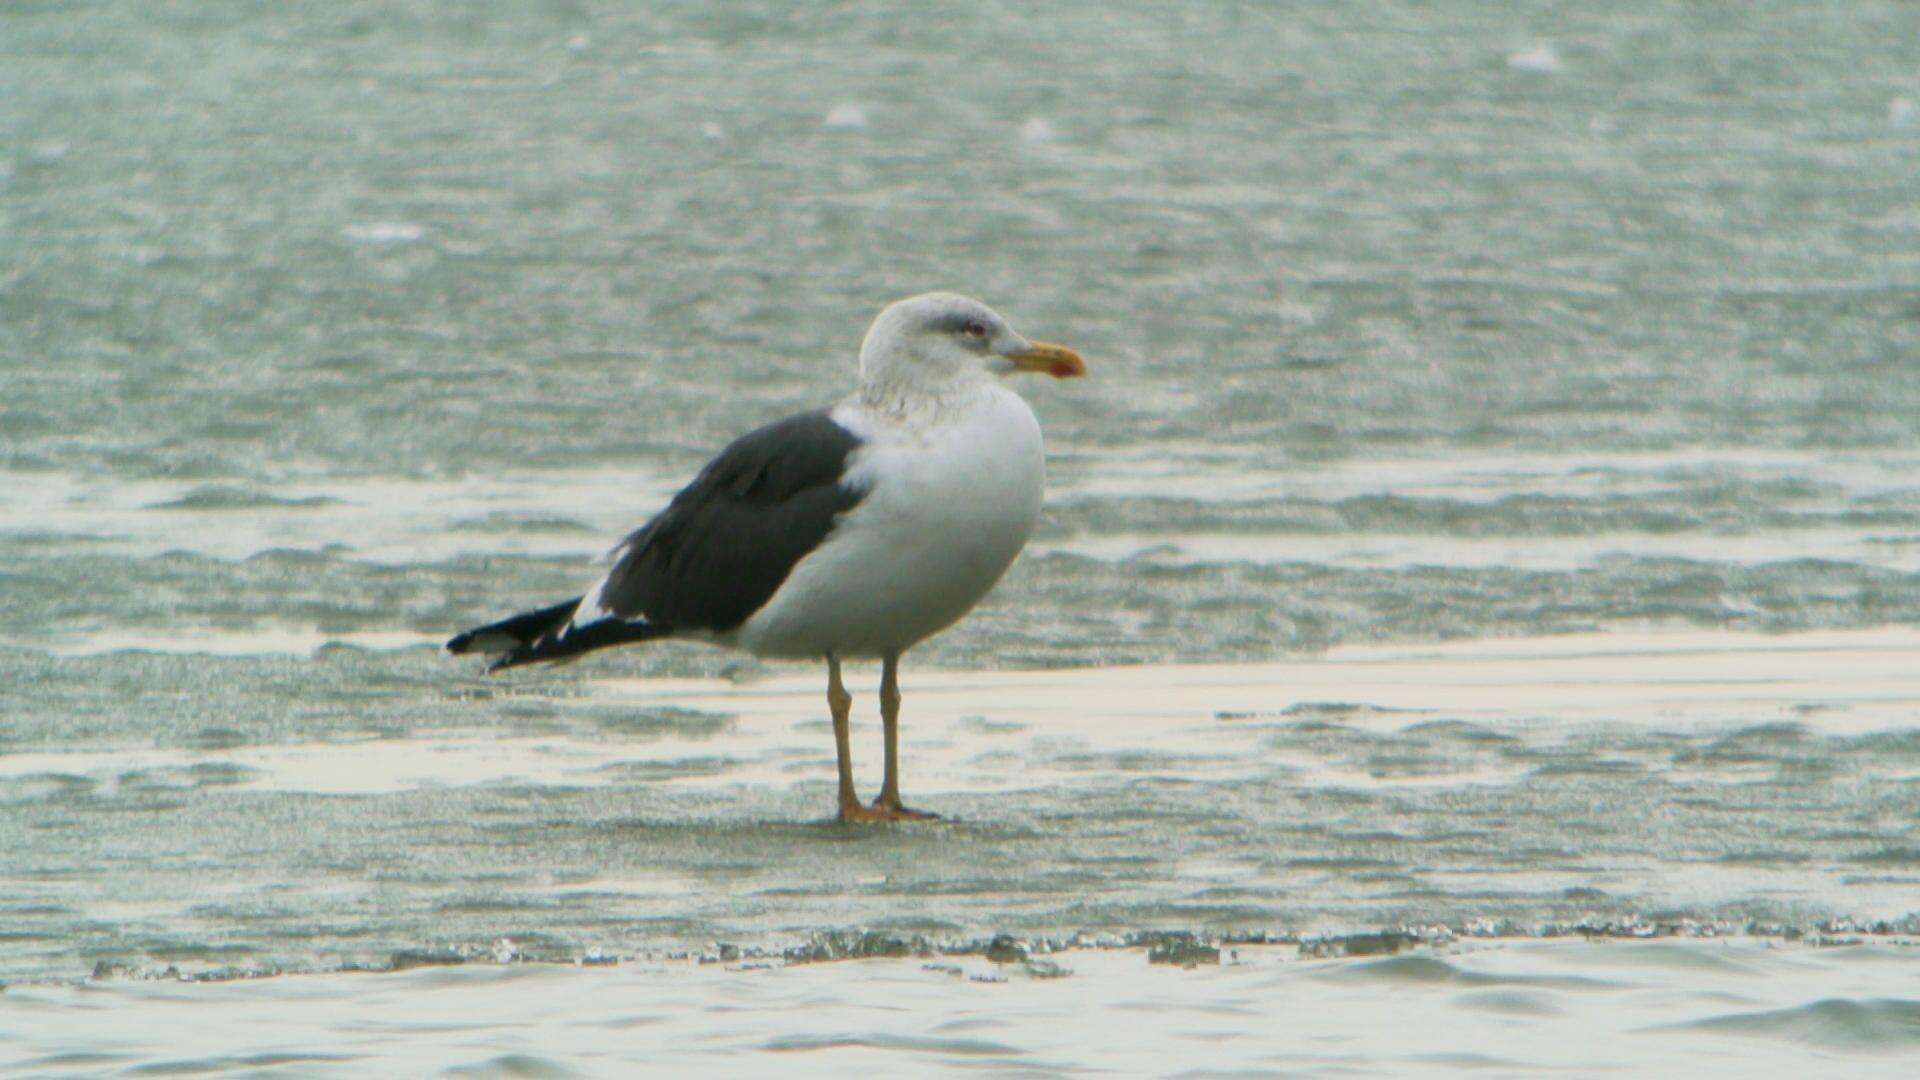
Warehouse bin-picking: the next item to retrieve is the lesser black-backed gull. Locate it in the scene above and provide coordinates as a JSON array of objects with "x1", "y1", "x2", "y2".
[{"x1": 447, "y1": 293, "x2": 1086, "y2": 822}]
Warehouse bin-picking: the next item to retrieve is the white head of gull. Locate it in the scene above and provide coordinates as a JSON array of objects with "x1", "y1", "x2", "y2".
[
  {"x1": 855, "y1": 291, "x2": 1086, "y2": 412},
  {"x1": 448, "y1": 293, "x2": 1085, "y2": 822}
]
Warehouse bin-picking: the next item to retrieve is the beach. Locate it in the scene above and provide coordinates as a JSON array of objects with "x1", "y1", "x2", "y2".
[{"x1": 4, "y1": 0, "x2": 1918, "y2": 1073}]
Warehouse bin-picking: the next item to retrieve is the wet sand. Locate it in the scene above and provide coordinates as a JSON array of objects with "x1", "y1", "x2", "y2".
[{"x1": 11, "y1": 626, "x2": 1913, "y2": 799}]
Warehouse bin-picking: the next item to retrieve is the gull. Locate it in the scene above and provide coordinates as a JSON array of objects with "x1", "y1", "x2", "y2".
[{"x1": 448, "y1": 293, "x2": 1085, "y2": 821}]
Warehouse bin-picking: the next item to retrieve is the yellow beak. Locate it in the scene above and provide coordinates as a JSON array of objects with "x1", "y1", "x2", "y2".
[{"x1": 1005, "y1": 341, "x2": 1087, "y2": 379}]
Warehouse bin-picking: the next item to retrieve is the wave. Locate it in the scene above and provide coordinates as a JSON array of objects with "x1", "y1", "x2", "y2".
[{"x1": 1656, "y1": 998, "x2": 1920, "y2": 1052}]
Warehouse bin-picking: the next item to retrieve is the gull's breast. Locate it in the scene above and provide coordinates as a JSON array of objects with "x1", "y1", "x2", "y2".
[{"x1": 729, "y1": 387, "x2": 1045, "y2": 658}]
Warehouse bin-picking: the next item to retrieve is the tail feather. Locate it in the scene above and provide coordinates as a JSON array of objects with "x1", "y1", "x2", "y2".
[
  {"x1": 446, "y1": 598, "x2": 580, "y2": 657},
  {"x1": 446, "y1": 597, "x2": 669, "y2": 673},
  {"x1": 488, "y1": 617, "x2": 670, "y2": 673}
]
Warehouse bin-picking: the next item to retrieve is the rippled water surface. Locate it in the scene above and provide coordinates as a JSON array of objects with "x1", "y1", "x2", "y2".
[
  {"x1": 11, "y1": 941, "x2": 1920, "y2": 1076},
  {"x1": 4, "y1": 0, "x2": 1919, "y2": 1073}
]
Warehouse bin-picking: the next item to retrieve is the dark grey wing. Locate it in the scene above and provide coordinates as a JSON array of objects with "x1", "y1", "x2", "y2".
[{"x1": 583, "y1": 409, "x2": 868, "y2": 635}]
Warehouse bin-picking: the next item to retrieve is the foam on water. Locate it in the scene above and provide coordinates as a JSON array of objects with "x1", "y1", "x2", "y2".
[
  {"x1": 1039, "y1": 527, "x2": 1920, "y2": 573},
  {"x1": 1056, "y1": 448, "x2": 1920, "y2": 506},
  {"x1": 0, "y1": 468, "x2": 677, "y2": 563},
  {"x1": 1506, "y1": 45, "x2": 1563, "y2": 74},
  {"x1": 33, "y1": 627, "x2": 437, "y2": 658}
]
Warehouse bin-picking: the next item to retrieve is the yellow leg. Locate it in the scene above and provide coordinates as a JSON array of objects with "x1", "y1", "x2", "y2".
[
  {"x1": 827, "y1": 654, "x2": 867, "y2": 821},
  {"x1": 872, "y1": 653, "x2": 937, "y2": 820}
]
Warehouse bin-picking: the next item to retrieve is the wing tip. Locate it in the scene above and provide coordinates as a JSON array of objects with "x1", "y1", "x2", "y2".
[{"x1": 445, "y1": 629, "x2": 520, "y2": 658}]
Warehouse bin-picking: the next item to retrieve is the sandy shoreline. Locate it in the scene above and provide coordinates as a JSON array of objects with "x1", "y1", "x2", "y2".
[{"x1": 10, "y1": 626, "x2": 1916, "y2": 796}]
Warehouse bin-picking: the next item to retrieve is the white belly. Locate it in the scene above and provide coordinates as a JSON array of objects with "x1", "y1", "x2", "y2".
[{"x1": 730, "y1": 386, "x2": 1045, "y2": 659}]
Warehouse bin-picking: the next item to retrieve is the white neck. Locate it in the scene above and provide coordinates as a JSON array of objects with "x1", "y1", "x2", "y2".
[{"x1": 855, "y1": 362, "x2": 995, "y2": 420}]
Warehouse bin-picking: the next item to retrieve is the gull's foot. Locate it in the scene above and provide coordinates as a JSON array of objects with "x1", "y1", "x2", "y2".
[
  {"x1": 837, "y1": 800, "x2": 940, "y2": 823},
  {"x1": 870, "y1": 798, "x2": 940, "y2": 821}
]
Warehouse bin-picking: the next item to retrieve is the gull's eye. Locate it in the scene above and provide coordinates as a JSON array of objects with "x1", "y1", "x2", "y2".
[{"x1": 962, "y1": 320, "x2": 989, "y2": 340}]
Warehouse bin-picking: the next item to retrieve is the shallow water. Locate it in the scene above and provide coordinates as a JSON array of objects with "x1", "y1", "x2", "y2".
[
  {"x1": 4, "y1": 0, "x2": 1919, "y2": 1072},
  {"x1": 10, "y1": 941, "x2": 1920, "y2": 1077},
  {"x1": 6, "y1": 627, "x2": 1920, "y2": 993}
]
